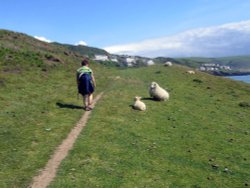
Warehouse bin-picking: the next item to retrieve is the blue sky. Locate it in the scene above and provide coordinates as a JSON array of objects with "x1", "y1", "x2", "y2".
[{"x1": 1, "y1": 0, "x2": 250, "y2": 57}]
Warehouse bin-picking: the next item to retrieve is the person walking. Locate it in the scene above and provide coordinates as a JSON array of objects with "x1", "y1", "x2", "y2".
[{"x1": 76, "y1": 58, "x2": 96, "y2": 111}]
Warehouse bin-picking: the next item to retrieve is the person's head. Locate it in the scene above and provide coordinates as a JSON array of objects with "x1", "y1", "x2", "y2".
[{"x1": 81, "y1": 58, "x2": 89, "y2": 66}]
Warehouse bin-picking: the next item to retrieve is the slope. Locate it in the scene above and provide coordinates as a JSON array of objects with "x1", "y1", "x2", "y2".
[
  {"x1": 1, "y1": 29, "x2": 250, "y2": 187},
  {"x1": 50, "y1": 65, "x2": 250, "y2": 187},
  {"x1": 0, "y1": 30, "x2": 117, "y2": 187}
]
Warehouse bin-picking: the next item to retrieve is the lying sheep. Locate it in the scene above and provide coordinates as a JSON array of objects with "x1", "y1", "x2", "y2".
[
  {"x1": 149, "y1": 82, "x2": 169, "y2": 101},
  {"x1": 164, "y1": 61, "x2": 172, "y2": 66},
  {"x1": 187, "y1": 70, "x2": 195, "y2": 74},
  {"x1": 133, "y1": 96, "x2": 146, "y2": 111}
]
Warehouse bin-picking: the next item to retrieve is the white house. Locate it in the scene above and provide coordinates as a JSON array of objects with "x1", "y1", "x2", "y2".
[
  {"x1": 94, "y1": 55, "x2": 109, "y2": 61},
  {"x1": 126, "y1": 57, "x2": 136, "y2": 63},
  {"x1": 126, "y1": 57, "x2": 136, "y2": 67},
  {"x1": 147, "y1": 60, "x2": 155, "y2": 65},
  {"x1": 110, "y1": 58, "x2": 118, "y2": 62},
  {"x1": 220, "y1": 66, "x2": 231, "y2": 70},
  {"x1": 199, "y1": 66, "x2": 206, "y2": 71},
  {"x1": 199, "y1": 63, "x2": 231, "y2": 71}
]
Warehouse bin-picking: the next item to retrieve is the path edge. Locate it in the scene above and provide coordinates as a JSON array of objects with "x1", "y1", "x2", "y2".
[{"x1": 30, "y1": 92, "x2": 103, "y2": 188}]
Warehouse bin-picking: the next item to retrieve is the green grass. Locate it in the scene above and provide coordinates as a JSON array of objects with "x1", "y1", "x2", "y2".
[
  {"x1": 1, "y1": 29, "x2": 250, "y2": 187},
  {"x1": 0, "y1": 52, "x2": 117, "y2": 187},
  {"x1": 48, "y1": 65, "x2": 250, "y2": 187},
  {"x1": 1, "y1": 57, "x2": 249, "y2": 187}
]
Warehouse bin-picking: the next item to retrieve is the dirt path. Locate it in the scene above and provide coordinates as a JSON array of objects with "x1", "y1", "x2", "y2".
[{"x1": 30, "y1": 93, "x2": 103, "y2": 188}]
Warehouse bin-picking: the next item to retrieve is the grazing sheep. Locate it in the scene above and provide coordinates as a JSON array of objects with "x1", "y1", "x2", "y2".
[
  {"x1": 164, "y1": 61, "x2": 172, "y2": 66},
  {"x1": 187, "y1": 70, "x2": 195, "y2": 74},
  {"x1": 133, "y1": 96, "x2": 146, "y2": 111},
  {"x1": 149, "y1": 82, "x2": 169, "y2": 101}
]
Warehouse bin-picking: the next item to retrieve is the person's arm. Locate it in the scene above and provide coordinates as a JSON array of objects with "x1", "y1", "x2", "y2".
[
  {"x1": 91, "y1": 72, "x2": 96, "y2": 88},
  {"x1": 76, "y1": 72, "x2": 80, "y2": 86}
]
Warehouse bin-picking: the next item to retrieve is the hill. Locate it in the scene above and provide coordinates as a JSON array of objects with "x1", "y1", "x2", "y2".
[
  {"x1": 53, "y1": 42, "x2": 109, "y2": 57},
  {"x1": 176, "y1": 56, "x2": 250, "y2": 72},
  {"x1": 0, "y1": 29, "x2": 116, "y2": 187},
  {"x1": 154, "y1": 56, "x2": 250, "y2": 75},
  {"x1": 0, "y1": 29, "x2": 110, "y2": 62},
  {"x1": 3, "y1": 29, "x2": 249, "y2": 71},
  {"x1": 0, "y1": 29, "x2": 250, "y2": 187}
]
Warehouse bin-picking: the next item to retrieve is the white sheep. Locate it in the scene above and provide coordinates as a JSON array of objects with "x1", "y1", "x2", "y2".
[
  {"x1": 133, "y1": 96, "x2": 146, "y2": 111},
  {"x1": 149, "y1": 82, "x2": 169, "y2": 101},
  {"x1": 186, "y1": 70, "x2": 195, "y2": 74},
  {"x1": 164, "y1": 61, "x2": 172, "y2": 66}
]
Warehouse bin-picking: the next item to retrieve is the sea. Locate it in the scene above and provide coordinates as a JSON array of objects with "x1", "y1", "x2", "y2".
[{"x1": 226, "y1": 75, "x2": 250, "y2": 84}]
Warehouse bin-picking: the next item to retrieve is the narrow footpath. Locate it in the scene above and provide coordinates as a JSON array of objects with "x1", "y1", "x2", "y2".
[{"x1": 30, "y1": 93, "x2": 103, "y2": 188}]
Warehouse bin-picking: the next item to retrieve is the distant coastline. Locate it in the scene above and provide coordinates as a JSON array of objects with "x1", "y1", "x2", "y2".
[
  {"x1": 208, "y1": 71, "x2": 250, "y2": 76},
  {"x1": 207, "y1": 71, "x2": 250, "y2": 84}
]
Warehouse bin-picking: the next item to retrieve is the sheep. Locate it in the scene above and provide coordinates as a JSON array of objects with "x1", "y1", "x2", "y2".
[
  {"x1": 164, "y1": 61, "x2": 172, "y2": 66},
  {"x1": 133, "y1": 96, "x2": 146, "y2": 111},
  {"x1": 149, "y1": 82, "x2": 169, "y2": 101},
  {"x1": 186, "y1": 70, "x2": 195, "y2": 74}
]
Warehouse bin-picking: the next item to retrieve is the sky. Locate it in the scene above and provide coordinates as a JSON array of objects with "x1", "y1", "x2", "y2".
[{"x1": 1, "y1": 0, "x2": 250, "y2": 57}]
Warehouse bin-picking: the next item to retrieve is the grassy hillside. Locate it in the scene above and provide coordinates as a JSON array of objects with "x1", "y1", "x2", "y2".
[
  {"x1": 0, "y1": 29, "x2": 109, "y2": 60},
  {"x1": 0, "y1": 30, "x2": 117, "y2": 187},
  {"x1": 50, "y1": 65, "x2": 250, "y2": 187},
  {"x1": 0, "y1": 49, "x2": 116, "y2": 187},
  {"x1": 54, "y1": 43, "x2": 109, "y2": 58},
  {"x1": 218, "y1": 56, "x2": 250, "y2": 71},
  {"x1": 1, "y1": 29, "x2": 250, "y2": 187}
]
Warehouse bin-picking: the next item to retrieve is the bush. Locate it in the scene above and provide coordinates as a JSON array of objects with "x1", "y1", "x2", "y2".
[
  {"x1": 239, "y1": 102, "x2": 250, "y2": 108},
  {"x1": 193, "y1": 78, "x2": 203, "y2": 83}
]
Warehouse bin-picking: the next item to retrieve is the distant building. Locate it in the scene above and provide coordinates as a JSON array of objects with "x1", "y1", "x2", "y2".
[
  {"x1": 199, "y1": 66, "x2": 206, "y2": 71},
  {"x1": 126, "y1": 57, "x2": 136, "y2": 67},
  {"x1": 199, "y1": 63, "x2": 231, "y2": 71},
  {"x1": 147, "y1": 60, "x2": 155, "y2": 65},
  {"x1": 110, "y1": 58, "x2": 118, "y2": 62},
  {"x1": 94, "y1": 55, "x2": 109, "y2": 61},
  {"x1": 220, "y1": 66, "x2": 231, "y2": 70}
]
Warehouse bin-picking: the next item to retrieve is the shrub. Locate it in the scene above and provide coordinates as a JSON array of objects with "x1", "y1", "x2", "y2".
[
  {"x1": 239, "y1": 102, "x2": 250, "y2": 108},
  {"x1": 193, "y1": 78, "x2": 203, "y2": 83}
]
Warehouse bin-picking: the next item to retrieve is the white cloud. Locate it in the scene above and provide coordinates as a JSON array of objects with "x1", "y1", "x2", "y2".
[
  {"x1": 34, "y1": 36, "x2": 52, "y2": 43},
  {"x1": 75, "y1": 40, "x2": 87, "y2": 46},
  {"x1": 104, "y1": 20, "x2": 250, "y2": 57}
]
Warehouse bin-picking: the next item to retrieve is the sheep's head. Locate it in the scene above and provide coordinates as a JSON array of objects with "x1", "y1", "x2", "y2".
[
  {"x1": 150, "y1": 82, "x2": 158, "y2": 89},
  {"x1": 134, "y1": 96, "x2": 141, "y2": 101}
]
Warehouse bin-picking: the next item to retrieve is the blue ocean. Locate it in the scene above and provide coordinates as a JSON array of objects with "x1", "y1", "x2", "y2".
[{"x1": 227, "y1": 75, "x2": 250, "y2": 84}]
